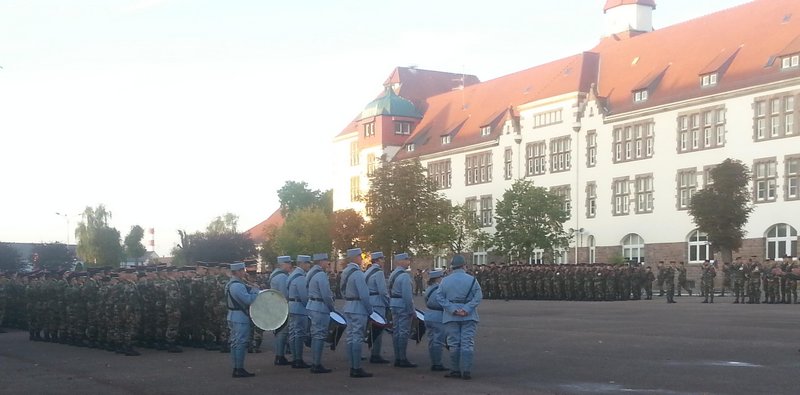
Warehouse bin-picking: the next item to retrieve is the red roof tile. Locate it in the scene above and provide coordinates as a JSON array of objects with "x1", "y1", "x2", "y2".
[
  {"x1": 594, "y1": 0, "x2": 800, "y2": 115},
  {"x1": 604, "y1": 0, "x2": 656, "y2": 13},
  {"x1": 244, "y1": 209, "x2": 284, "y2": 244},
  {"x1": 394, "y1": 52, "x2": 599, "y2": 160}
]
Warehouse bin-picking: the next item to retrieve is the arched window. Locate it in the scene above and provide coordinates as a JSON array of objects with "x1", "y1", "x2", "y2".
[
  {"x1": 588, "y1": 235, "x2": 596, "y2": 264},
  {"x1": 622, "y1": 233, "x2": 645, "y2": 263},
  {"x1": 688, "y1": 230, "x2": 710, "y2": 263},
  {"x1": 765, "y1": 224, "x2": 798, "y2": 260}
]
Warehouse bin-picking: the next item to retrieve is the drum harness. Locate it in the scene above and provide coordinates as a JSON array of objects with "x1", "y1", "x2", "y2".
[
  {"x1": 389, "y1": 270, "x2": 408, "y2": 299},
  {"x1": 365, "y1": 266, "x2": 383, "y2": 296},
  {"x1": 424, "y1": 285, "x2": 442, "y2": 311},
  {"x1": 448, "y1": 277, "x2": 477, "y2": 304},
  {"x1": 286, "y1": 271, "x2": 305, "y2": 303},
  {"x1": 306, "y1": 268, "x2": 325, "y2": 302},
  {"x1": 341, "y1": 266, "x2": 359, "y2": 301},
  {"x1": 225, "y1": 279, "x2": 251, "y2": 317}
]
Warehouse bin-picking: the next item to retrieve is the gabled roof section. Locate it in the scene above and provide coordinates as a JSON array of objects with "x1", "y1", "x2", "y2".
[
  {"x1": 359, "y1": 86, "x2": 422, "y2": 120},
  {"x1": 594, "y1": 0, "x2": 800, "y2": 115},
  {"x1": 604, "y1": 0, "x2": 656, "y2": 13},
  {"x1": 394, "y1": 52, "x2": 598, "y2": 160},
  {"x1": 632, "y1": 65, "x2": 669, "y2": 92},
  {"x1": 244, "y1": 209, "x2": 285, "y2": 244},
  {"x1": 698, "y1": 47, "x2": 741, "y2": 76}
]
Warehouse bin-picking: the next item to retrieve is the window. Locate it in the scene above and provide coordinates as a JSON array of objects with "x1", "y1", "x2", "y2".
[
  {"x1": 586, "y1": 182, "x2": 597, "y2": 219},
  {"x1": 480, "y1": 126, "x2": 492, "y2": 136},
  {"x1": 428, "y1": 159, "x2": 452, "y2": 190},
  {"x1": 349, "y1": 176, "x2": 360, "y2": 202},
  {"x1": 503, "y1": 147, "x2": 513, "y2": 180},
  {"x1": 633, "y1": 89, "x2": 648, "y2": 102},
  {"x1": 472, "y1": 246, "x2": 487, "y2": 266},
  {"x1": 621, "y1": 233, "x2": 645, "y2": 264},
  {"x1": 551, "y1": 185, "x2": 571, "y2": 215},
  {"x1": 612, "y1": 178, "x2": 630, "y2": 216},
  {"x1": 529, "y1": 250, "x2": 544, "y2": 265},
  {"x1": 787, "y1": 156, "x2": 800, "y2": 200},
  {"x1": 678, "y1": 107, "x2": 726, "y2": 152},
  {"x1": 766, "y1": 224, "x2": 798, "y2": 260},
  {"x1": 701, "y1": 73, "x2": 718, "y2": 87},
  {"x1": 613, "y1": 121, "x2": 654, "y2": 163},
  {"x1": 441, "y1": 135, "x2": 451, "y2": 145},
  {"x1": 480, "y1": 195, "x2": 493, "y2": 227},
  {"x1": 754, "y1": 159, "x2": 778, "y2": 203},
  {"x1": 367, "y1": 153, "x2": 378, "y2": 176},
  {"x1": 465, "y1": 151, "x2": 492, "y2": 185},
  {"x1": 754, "y1": 93, "x2": 798, "y2": 141},
  {"x1": 677, "y1": 169, "x2": 697, "y2": 210},
  {"x1": 406, "y1": 143, "x2": 415, "y2": 152},
  {"x1": 550, "y1": 136, "x2": 571, "y2": 173},
  {"x1": 781, "y1": 54, "x2": 800, "y2": 70},
  {"x1": 586, "y1": 130, "x2": 597, "y2": 167},
  {"x1": 433, "y1": 255, "x2": 447, "y2": 270},
  {"x1": 703, "y1": 165, "x2": 717, "y2": 187},
  {"x1": 635, "y1": 175, "x2": 654, "y2": 214},
  {"x1": 465, "y1": 197, "x2": 478, "y2": 222},
  {"x1": 532, "y1": 109, "x2": 563, "y2": 128},
  {"x1": 588, "y1": 235, "x2": 596, "y2": 264},
  {"x1": 394, "y1": 121, "x2": 411, "y2": 135},
  {"x1": 526, "y1": 141, "x2": 546, "y2": 176},
  {"x1": 688, "y1": 230, "x2": 711, "y2": 263},
  {"x1": 364, "y1": 122, "x2": 375, "y2": 137},
  {"x1": 349, "y1": 142, "x2": 359, "y2": 166}
]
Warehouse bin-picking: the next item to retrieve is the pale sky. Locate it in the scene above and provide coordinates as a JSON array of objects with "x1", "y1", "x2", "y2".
[{"x1": 0, "y1": 0, "x2": 752, "y2": 255}]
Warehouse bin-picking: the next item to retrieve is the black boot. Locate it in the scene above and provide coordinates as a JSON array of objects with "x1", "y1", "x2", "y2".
[
  {"x1": 444, "y1": 370, "x2": 462, "y2": 379},
  {"x1": 292, "y1": 360, "x2": 312, "y2": 369},
  {"x1": 369, "y1": 356, "x2": 390, "y2": 364},
  {"x1": 462, "y1": 371, "x2": 472, "y2": 380},
  {"x1": 349, "y1": 368, "x2": 373, "y2": 378},
  {"x1": 232, "y1": 368, "x2": 255, "y2": 378},
  {"x1": 167, "y1": 343, "x2": 183, "y2": 353},
  {"x1": 431, "y1": 365, "x2": 448, "y2": 372},
  {"x1": 274, "y1": 356, "x2": 290, "y2": 366},
  {"x1": 394, "y1": 359, "x2": 417, "y2": 368},
  {"x1": 310, "y1": 365, "x2": 332, "y2": 374}
]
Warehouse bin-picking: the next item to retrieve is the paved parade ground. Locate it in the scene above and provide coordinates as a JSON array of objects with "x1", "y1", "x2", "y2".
[{"x1": 2, "y1": 296, "x2": 799, "y2": 395}]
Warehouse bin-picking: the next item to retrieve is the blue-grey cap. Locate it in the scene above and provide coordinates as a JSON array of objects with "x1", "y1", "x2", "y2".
[
  {"x1": 346, "y1": 248, "x2": 362, "y2": 258},
  {"x1": 296, "y1": 255, "x2": 312, "y2": 263},
  {"x1": 230, "y1": 262, "x2": 245, "y2": 271},
  {"x1": 450, "y1": 255, "x2": 466, "y2": 268},
  {"x1": 394, "y1": 252, "x2": 409, "y2": 261},
  {"x1": 370, "y1": 251, "x2": 384, "y2": 260},
  {"x1": 277, "y1": 256, "x2": 292, "y2": 264},
  {"x1": 429, "y1": 270, "x2": 444, "y2": 279},
  {"x1": 312, "y1": 253, "x2": 329, "y2": 262}
]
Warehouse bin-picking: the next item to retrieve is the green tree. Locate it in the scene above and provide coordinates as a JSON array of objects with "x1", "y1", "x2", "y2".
[
  {"x1": 171, "y1": 229, "x2": 192, "y2": 267},
  {"x1": 492, "y1": 180, "x2": 571, "y2": 262},
  {"x1": 0, "y1": 242, "x2": 24, "y2": 272},
  {"x1": 32, "y1": 242, "x2": 75, "y2": 271},
  {"x1": 206, "y1": 213, "x2": 239, "y2": 235},
  {"x1": 75, "y1": 205, "x2": 124, "y2": 267},
  {"x1": 436, "y1": 203, "x2": 488, "y2": 255},
  {"x1": 172, "y1": 215, "x2": 256, "y2": 265},
  {"x1": 330, "y1": 209, "x2": 365, "y2": 256},
  {"x1": 689, "y1": 158, "x2": 754, "y2": 264},
  {"x1": 364, "y1": 159, "x2": 448, "y2": 257},
  {"x1": 123, "y1": 225, "x2": 147, "y2": 265},
  {"x1": 273, "y1": 208, "x2": 332, "y2": 258},
  {"x1": 258, "y1": 225, "x2": 280, "y2": 268},
  {"x1": 277, "y1": 181, "x2": 332, "y2": 217}
]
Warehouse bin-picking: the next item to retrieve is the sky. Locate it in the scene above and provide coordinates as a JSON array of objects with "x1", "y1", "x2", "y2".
[{"x1": 0, "y1": 0, "x2": 753, "y2": 255}]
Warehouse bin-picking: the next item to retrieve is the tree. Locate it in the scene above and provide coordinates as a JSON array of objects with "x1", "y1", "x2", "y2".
[
  {"x1": 689, "y1": 158, "x2": 754, "y2": 264},
  {"x1": 258, "y1": 225, "x2": 280, "y2": 268},
  {"x1": 0, "y1": 242, "x2": 23, "y2": 272},
  {"x1": 206, "y1": 213, "x2": 239, "y2": 235},
  {"x1": 123, "y1": 225, "x2": 147, "y2": 265},
  {"x1": 330, "y1": 209, "x2": 365, "y2": 256},
  {"x1": 492, "y1": 180, "x2": 572, "y2": 262},
  {"x1": 273, "y1": 208, "x2": 332, "y2": 258},
  {"x1": 75, "y1": 205, "x2": 124, "y2": 267},
  {"x1": 277, "y1": 181, "x2": 332, "y2": 217},
  {"x1": 435, "y1": 203, "x2": 488, "y2": 255},
  {"x1": 171, "y1": 229, "x2": 193, "y2": 267},
  {"x1": 364, "y1": 159, "x2": 449, "y2": 257},
  {"x1": 32, "y1": 242, "x2": 75, "y2": 271}
]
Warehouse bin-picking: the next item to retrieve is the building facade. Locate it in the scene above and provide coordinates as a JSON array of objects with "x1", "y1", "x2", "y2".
[{"x1": 332, "y1": 0, "x2": 800, "y2": 267}]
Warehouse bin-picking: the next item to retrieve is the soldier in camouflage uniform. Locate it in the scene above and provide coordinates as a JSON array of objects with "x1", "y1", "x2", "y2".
[
  {"x1": 747, "y1": 261, "x2": 762, "y2": 304},
  {"x1": 664, "y1": 263, "x2": 676, "y2": 303},
  {"x1": 701, "y1": 260, "x2": 716, "y2": 303},
  {"x1": 677, "y1": 262, "x2": 692, "y2": 296},
  {"x1": 656, "y1": 261, "x2": 665, "y2": 297}
]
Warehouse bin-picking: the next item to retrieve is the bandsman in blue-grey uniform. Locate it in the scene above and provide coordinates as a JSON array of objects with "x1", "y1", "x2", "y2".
[
  {"x1": 365, "y1": 251, "x2": 391, "y2": 364},
  {"x1": 341, "y1": 248, "x2": 374, "y2": 378},
  {"x1": 436, "y1": 255, "x2": 482, "y2": 380},
  {"x1": 287, "y1": 255, "x2": 312, "y2": 369},
  {"x1": 225, "y1": 262, "x2": 260, "y2": 378},
  {"x1": 389, "y1": 252, "x2": 417, "y2": 368},
  {"x1": 270, "y1": 255, "x2": 292, "y2": 366},
  {"x1": 424, "y1": 270, "x2": 448, "y2": 372},
  {"x1": 306, "y1": 253, "x2": 335, "y2": 374}
]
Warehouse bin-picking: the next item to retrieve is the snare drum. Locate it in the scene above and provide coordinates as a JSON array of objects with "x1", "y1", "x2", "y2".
[
  {"x1": 327, "y1": 311, "x2": 347, "y2": 350},
  {"x1": 409, "y1": 309, "x2": 426, "y2": 343},
  {"x1": 369, "y1": 311, "x2": 389, "y2": 328}
]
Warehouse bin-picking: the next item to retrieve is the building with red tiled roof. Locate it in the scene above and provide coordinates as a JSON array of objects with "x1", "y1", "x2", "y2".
[
  {"x1": 333, "y1": 0, "x2": 800, "y2": 267},
  {"x1": 244, "y1": 209, "x2": 285, "y2": 244}
]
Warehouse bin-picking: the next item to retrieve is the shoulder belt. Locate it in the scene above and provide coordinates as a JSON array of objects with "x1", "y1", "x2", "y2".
[
  {"x1": 389, "y1": 270, "x2": 408, "y2": 298},
  {"x1": 287, "y1": 272, "x2": 304, "y2": 296},
  {"x1": 424, "y1": 284, "x2": 439, "y2": 304},
  {"x1": 365, "y1": 266, "x2": 383, "y2": 283},
  {"x1": 225, "y1": 280, "x2": 250, "y2": 316},
  {"x1": 340, "y1": 266, "x2": 358, "y2": 297},
  {"x1": 306, "y1": 269, "x2": 324, "y2": 289}
]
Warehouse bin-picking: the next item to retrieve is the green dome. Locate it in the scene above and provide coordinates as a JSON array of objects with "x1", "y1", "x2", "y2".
[{"x1": 359, "y1": 86, "x2": 422, "y2": 120}]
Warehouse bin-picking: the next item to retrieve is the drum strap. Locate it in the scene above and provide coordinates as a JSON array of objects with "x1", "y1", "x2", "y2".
[
  {"x1": 365, "y1": 266, "x2": 382, "y2": 284},
  {"x1": 287, "y1": 272, "x2": 304, "y2": 299},
  {"x1": 225, "y1": 280, "x2": 250, "y2": 316},
  {"x1": 306, "y1": 268, "x2": 323, "y2": 289},
  {"x1": 424, "y1": 284, "x2": 439, "y2": 305},
  {"x1": 389, "y1": 270, "x2": 408, "y2": 298},
  {"x1": 340, "y1": 267, "x2": 358, "y2": 297}
]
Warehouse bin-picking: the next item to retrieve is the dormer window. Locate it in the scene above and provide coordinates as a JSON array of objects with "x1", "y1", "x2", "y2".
[
  {"x1": 394, "y1": 121, "x2": 412, "y2": 135},
  {"x1": 701, "y1": 73, "x2": 718, "y2": 87},
  {"x1": 406, "y1": 143, "x2": 415, "y2": 152},
  {"x1": 364, "y1": 122, "x2": 375, "y2": 137},
  {"x1": 781, "y1": 54, "x2": 800, "y2": 69},
  {"x1": 441, "y1": 135, "x2": 452, "y2": 145},
  {"x1": 633, "y1": 90, "x2": 648, "y2": 103},
  {"x1": 480, "y1": 126, "x2": 492, "y2": 136}
]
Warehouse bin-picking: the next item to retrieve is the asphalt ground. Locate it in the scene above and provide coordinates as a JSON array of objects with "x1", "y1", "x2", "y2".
[{"x1": 1, "y1": 295, "x2": 799, "y2": 395}]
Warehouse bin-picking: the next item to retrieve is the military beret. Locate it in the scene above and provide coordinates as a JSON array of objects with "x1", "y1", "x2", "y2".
[
  {"x1": 312, "y1": 253, "x2": 329, "y2": 262},
  {"x1": 346, "y1": 248, "x2": 362, "y2": 258},
  {"x1": 370, "y1": 252, "x2": 384, "y2": 260}
]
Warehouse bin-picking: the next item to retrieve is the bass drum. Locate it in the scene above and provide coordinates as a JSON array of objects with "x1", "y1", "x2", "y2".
[
  {"x1": 249, "y1": 289, "x2": 289, "y2": 331},
  {"x1": 409, "y1": 309, "x2": 426, "y2": 343},
  {"x1": 327, "y1": 311, "x2": 347, "y2": 350}
]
